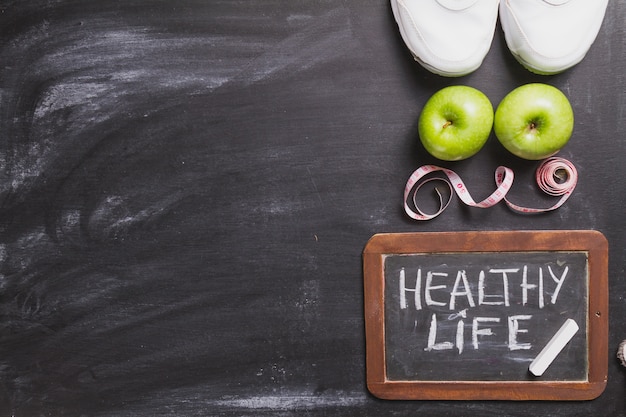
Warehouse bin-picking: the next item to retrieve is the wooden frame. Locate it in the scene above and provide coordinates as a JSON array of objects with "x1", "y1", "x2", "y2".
[{"x1": 363, "y1": 230, "x2": 608, "y2": 401}]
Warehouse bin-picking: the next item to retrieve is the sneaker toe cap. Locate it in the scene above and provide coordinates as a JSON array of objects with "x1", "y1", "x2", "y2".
[
  {"x1": 392, "y1": 0, "x2": 499, "y2": 76},
  {"x1": 500, "y1": 0, "x2": 609, "y2": 74}
]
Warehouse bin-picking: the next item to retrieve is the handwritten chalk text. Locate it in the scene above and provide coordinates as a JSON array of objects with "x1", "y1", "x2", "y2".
[{"x1": 398, "y1": 265, "x2": 570, "y2": 354}]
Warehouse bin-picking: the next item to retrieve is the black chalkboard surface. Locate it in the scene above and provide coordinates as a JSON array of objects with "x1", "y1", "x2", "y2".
[
  {"x1": 363, "y1": 230, "x2": 608, "y2": 400},
  {"x1": 384, "y1": 251, "x2": 589, "y2": 382}
]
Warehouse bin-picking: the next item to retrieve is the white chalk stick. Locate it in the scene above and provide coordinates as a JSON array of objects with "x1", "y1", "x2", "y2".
[{"x1": 529, "y1": 318, "x2": 579, "y2": 377}]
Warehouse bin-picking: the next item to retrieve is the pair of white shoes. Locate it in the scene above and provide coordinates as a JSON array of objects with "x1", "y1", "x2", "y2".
[{"x1": 390, "y1": 0, "x2": 609, "y2": 76}]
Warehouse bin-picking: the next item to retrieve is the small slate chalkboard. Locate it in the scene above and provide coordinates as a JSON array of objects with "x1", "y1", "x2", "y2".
[{"x1": 363, "y1": 230, "x2": 608, "y2": 401}]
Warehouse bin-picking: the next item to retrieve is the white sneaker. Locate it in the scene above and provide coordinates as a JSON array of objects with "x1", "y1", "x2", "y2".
[
  {"x1": 390, "y1": 0, "x2": 500, "y2": 77},
  {"x1": 499, "y1": 0, "x2": 609, "y2": 74}
]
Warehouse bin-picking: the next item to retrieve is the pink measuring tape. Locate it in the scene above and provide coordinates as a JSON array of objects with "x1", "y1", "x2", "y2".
[{"x1": 403, "y1": 157, "x2": 578, "y2": 220}]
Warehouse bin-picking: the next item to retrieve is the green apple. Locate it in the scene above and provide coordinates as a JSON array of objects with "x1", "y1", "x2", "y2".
[
  {"x1": 494, "y1": 83, "x2": 574, "y2": 160},
  {"x1": 418, "y1": 86, "x2": 494, "y2": 161}
]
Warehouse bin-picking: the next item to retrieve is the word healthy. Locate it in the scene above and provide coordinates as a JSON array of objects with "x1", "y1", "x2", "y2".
[{"x1": 397, "y1": 264, "x2": 573, "y2": 355}]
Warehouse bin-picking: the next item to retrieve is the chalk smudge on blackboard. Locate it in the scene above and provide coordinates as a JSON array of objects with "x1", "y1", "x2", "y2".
[
  {"x1": 0, "y1": 2, "x2": 359, "y2": 414},
  {"x1": 214, "y1": 391, "x2": 367, "y2": 410}
]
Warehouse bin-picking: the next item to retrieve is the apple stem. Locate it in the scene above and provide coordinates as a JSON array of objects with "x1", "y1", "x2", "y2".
[{"x1": 443, "y1": 121, "x2": 452, "y2": 128}]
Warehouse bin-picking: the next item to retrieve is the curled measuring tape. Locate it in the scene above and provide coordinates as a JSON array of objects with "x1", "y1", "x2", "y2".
[{"x1": 403, "y1": 157, "x2": 578, "y2": 221}]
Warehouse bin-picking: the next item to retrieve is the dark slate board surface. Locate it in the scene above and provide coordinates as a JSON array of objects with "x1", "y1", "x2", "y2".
[
  {"x1": 0, "y1": 0, "x2": 625, "y2": 415},
  {"x1": 384, "y1": 252, "x2": 589, "y2": 382}
]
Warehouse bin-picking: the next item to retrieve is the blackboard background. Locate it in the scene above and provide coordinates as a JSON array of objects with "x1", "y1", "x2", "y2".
[
  {"x1": 0, "y1": 0, "x2": 625, "y2": 415},
  {"x1": 384, "y1": 252, "x2": 589, "y2": 382}
]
